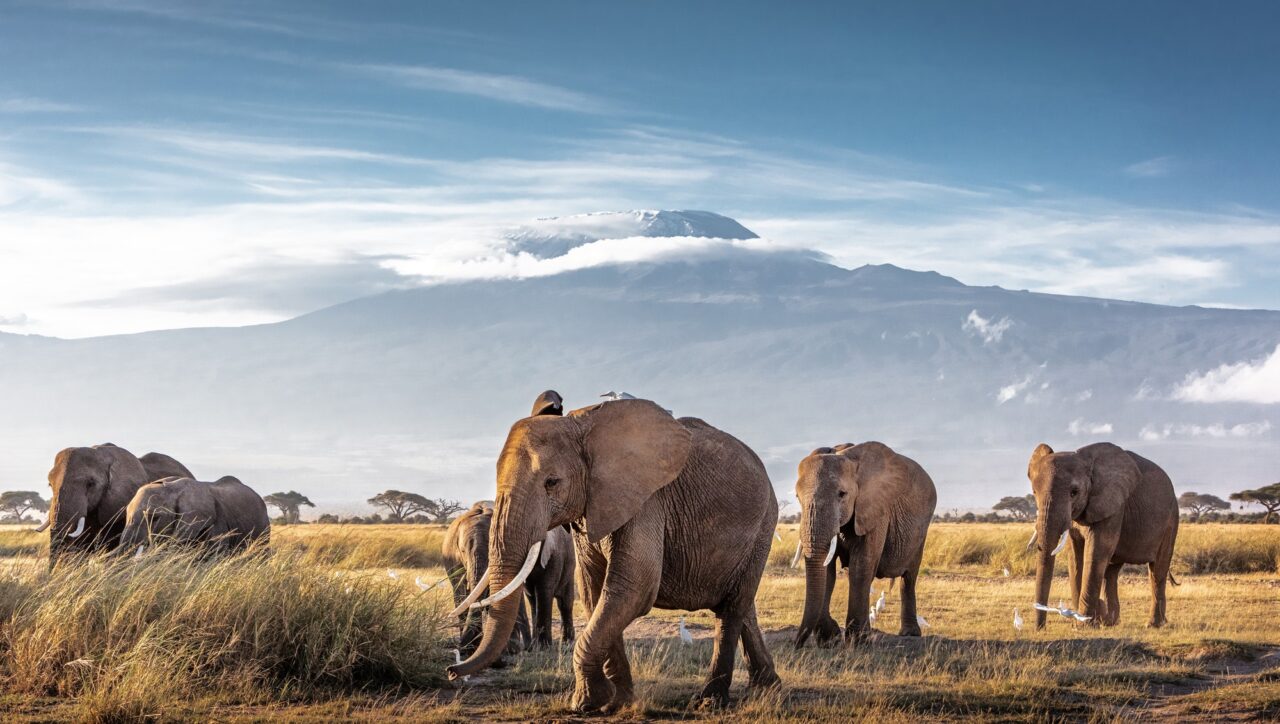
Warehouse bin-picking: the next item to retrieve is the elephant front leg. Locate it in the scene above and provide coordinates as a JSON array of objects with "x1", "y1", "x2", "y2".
[
  {"x1": 1079, "y1": 528, "x2": 1117, "y2": 625},
  {"x1": 843, "y1": 562, "x2": 875, "y2": 643}
]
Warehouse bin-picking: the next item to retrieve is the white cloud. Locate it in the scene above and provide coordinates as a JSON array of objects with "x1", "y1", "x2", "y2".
[
  {"x1": 963, "y1": 309, "x2": 1013, "y2": 344},
  {"x1": 0, "y1": 97, "x2": 81, "y2": 113},
  {"x1": 997, "y1": 376, "x2": 1033, "y2": 404},
  {"x1": 1124, "y1": 156, "x2": 1176, "y2": 178},
  {"x1": 347, "y1": 63, "x2": 609, "y2": 113},
  {"x1": 1139, "y1": 421, "x2": 1272, "y2": 441},
  {"x1": 1172, "y1": 345, "x2": 1280, "y2": 404},
  {"x1": 0, "y1": 312, "x2": 31, "y2": 327},
  {"x1": 1067, "y1": 418, "x2": 1113, "y2": 436},
  {"x1": 1076, "y1": 389, "x2": 1093, "y2": 402}
]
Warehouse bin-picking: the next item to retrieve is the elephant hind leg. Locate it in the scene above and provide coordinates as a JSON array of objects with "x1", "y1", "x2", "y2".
[
  {"x1": 695, "y1": 608, "x2": 745, "y2": 708},
  {"x1": 1101, "y1": 562, "x2": 1122, "y2": 626},
  {"x1": 898, "y1": 567, "x2": 923, "y2": 637},
  {"x1": 740, "y1": 604, "x2": 781, "y2": 691},
  {"x1": 1147, "y1": 534, "x2": 1175, "y2": 628}
]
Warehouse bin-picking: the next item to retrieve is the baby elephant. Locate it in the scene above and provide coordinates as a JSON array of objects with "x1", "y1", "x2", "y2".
[{"x1": 121, "y1": 476, "x2": 270, "y2": 555}]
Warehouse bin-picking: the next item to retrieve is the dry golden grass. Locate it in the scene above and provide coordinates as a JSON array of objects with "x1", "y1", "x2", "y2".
[{"x1": 0, "y1": 522, "x2": 1276, "y2": 721}]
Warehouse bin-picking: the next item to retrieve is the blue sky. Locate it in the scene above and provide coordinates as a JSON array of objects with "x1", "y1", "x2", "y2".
[{"x1": 2, "y1": 0, "x2": 1279, "y2": 336}]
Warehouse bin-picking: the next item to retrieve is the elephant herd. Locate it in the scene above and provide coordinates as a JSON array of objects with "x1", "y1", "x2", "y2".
[
  {"x1": 439, "y1": 391, "x2": 1181, "y2": 712},
  {"x1": 38, "y1": 443, "x2": 270, "y2": 565},
  {"x1": 33, "y1": 392, "x2": 1180, "y2": 712}
]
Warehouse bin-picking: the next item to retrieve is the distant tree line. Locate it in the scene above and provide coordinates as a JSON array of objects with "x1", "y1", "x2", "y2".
[{"x1": 260, "y1": 488, "x2": 463, "y2": 525}]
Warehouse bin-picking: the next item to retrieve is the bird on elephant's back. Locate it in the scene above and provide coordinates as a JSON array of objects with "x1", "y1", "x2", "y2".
[
  {"x1": 120, "y1": 475, "x2": 270, "y2": 556},
  {"x1": 793, "y1": 441, "x2": 937, "y2": 648},
  {"x1": 42, "y1": 444, "x2": 191, "y2": 567},
  {"x1": 1027, "y1": 442, "x2": 1178, "y2": 630},
  {"x1": 446, "y1": 395, "x2": 781, "y2": 713}
]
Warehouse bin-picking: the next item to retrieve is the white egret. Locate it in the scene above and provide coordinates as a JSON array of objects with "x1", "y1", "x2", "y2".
[
  {"x1": 1013, "y1": 608, "x2": 1024, "y2": 631},
  {"x1": 678, "y1": 617, "x2": 694, "y2": 645}
]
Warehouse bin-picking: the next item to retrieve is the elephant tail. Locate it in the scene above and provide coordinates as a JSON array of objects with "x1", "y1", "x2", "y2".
[{"x1": 1167, "y1": 572, "x2": 1181, "y2": 587}]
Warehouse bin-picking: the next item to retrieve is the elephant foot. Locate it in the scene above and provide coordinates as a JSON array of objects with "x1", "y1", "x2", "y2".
[
  {"x1": 1146, "y1": 618, "x2": 1167, "y2": 629},
  {"x1": 602, "y1": 685, "x2": 635, "y2": 715},
  {"x1": 897, "y1": 624, "x2": 922, "y2": 638},
  {"x1": 570, "y1": 676, "x2": 615, "y2": 713},
  {"x1": 690, "y1": 691, "x2": 730, "y2": 711},
  {"x1": 816, "y1": 616, "x2": 842, "y2": 645}
]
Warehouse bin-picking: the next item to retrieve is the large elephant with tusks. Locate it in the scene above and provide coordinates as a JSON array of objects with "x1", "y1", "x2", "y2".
[{"x1": 445, "y1": 396, "x2": 780, "y2": 712}]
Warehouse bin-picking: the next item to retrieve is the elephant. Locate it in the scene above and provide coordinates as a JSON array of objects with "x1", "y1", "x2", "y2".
[
  {"x1": 42, "y1": 444, "x2": 156, "y2": 565},
  {"x1": 1028, "y1": 442, "x2": 1179, "y2": 629},
  {"x1": 443, "y1": 500, "x2": 532, "y2": 657},
  {"x1": 138, "y1": 452, "x2": 194, "y2": 482},
  {"x1": 120, "y1": 475, "x2": 270, "y2": 554},
  {"x1": 794, "y1": 442, "x2": 937, "y2": 647},
  {"x1": 446, "y1": 397, "x2": 781, "y2": 712}
]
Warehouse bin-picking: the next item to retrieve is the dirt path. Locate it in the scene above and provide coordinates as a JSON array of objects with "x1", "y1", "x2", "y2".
[{"x1": 1141, "y1": 645, "x2": 1280, "y2": 721}]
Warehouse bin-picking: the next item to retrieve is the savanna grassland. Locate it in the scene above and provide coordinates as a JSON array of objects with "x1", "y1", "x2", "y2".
[{"x1": 0, "y1": 523, "x2": 1276, "y2": 722}]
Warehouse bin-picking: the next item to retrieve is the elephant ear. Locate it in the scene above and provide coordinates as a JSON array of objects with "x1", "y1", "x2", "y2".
[
  {"x1": 531, "y1": 390, "x2": 564, "y2": 417},
  {"x1": 1028, "y1": 443, "x2": 1054, "y2": 478},
  {"x1": 842, "y1": 442, "x2": 898, "y2": 538},
  {"x1": 172, "y1": 480, "x2": 216, "y2": 541},
  {"x1": 579, "y1": 399, "x2": 692, "y2": 543},
  {"x1": 1080, "y1": 443, "x2": 1138, "y2": 524}
]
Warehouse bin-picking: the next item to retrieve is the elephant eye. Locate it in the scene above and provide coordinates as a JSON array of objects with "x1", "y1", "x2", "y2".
[
  {"x1": 544, "y1": 477, "x2": 561, "y2": 491},
  {"x1": 1069, "y1": 487, "x2": 1078, "y2": 497},
  {"x1": 837, "y1": 490, "x2": 847, "y2": 499}
]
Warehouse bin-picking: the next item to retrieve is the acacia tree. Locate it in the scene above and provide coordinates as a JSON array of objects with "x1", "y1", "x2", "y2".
[
  {"x1": 0, "y1": 491, "x2": 48, "y2": 522},
  {"x1": 1230, "y1": 483, "x2": 1280, "y2": 524},
  {"x1": 368, "y1": 490, "x2": 434, "y2": 522},
  {"x1": 367, "y1": 491, "x2": 464, "y2": 523},
  {"x1": 1177, "y1": 491, "x2": 1230, "y2": 518},
  {"x1": 992, "y1": 494, "x2": 1037, "y2": 520},
  {"x1": 263, "y1": 491, "x2": 315, "y2": 524}
]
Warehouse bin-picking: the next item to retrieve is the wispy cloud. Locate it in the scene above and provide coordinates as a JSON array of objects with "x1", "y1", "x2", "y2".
[
  {"x1": 963, "y1": 309, "x2": 1013, "y2": 344},
  {"x1": 1066, "y1": 418, "x2": 1113, "y2": 435},
  {"x1": 346, "y1": 63, "x2": 611, "y2": 113},
  {"x1": 1124, "y1": 155, "x2": 1175, "y2": 178},
  {"x1": 1172, "y1": 344, "x2": 1280, "y2": 404},
  {"x1": 1140, "y1": 421, "x2": 1272, "y2": 441},
  {"x1": 0, "y1": 97, "x2": 82, "y2": 113}
]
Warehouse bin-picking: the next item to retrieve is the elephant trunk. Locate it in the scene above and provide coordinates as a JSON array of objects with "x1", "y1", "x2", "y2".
[
  {"x1": 1032, "y1": 505, "x2": 1070, "y2": 630},
  {"x1": 796, "y1": 556, "x2": 832, "y2": 647},
  {"x1": 47, "y1": 490, "x2": 88, "y2": 567},
  {"x1": 446, "y1": 491, "x2": 547, "y2": 680}
]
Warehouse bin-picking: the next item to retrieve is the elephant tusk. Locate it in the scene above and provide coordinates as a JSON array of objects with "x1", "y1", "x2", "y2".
[
  {"x1": 1050, "y1": 530, "x2": 1069, "y2": 556},
  {"x1": 67, "y1": 517, "x2": 86, "y2": 539},
  {"x1": 134, "y1": 545, "x2": 146, "y2": 560},
  {"x1": 33, "y1": 518, "x2": 51, "y2": 533},
  {"x1": 790, "y1": 540, "x2": 802, "y2": 569},
  {"x1": 447, "y1": 569, "x2": 491, "y2": 618},
  {"x1": 471, "y1": 541, "x2": 542, "y2": 611},
  {"x1": 1026, "y1": 530, "x2": 1037, "y2": 550},
  {"x1": 822, "y1": 536, "x2": 838, "y2": 567},
  {"x1": 539, "y1": 538, "x2": 553, "y2": 569}
]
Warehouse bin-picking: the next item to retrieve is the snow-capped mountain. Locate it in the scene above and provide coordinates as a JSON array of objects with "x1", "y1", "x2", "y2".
[
  {"x1": 1, "y1": 212, "x2": 1277, "y2": 513},
  {"x1": 505, "y1": 210, "x2": 757, "y2": 258}
]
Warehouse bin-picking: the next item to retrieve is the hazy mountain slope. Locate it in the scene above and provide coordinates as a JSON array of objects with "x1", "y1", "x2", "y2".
[{"x1": 1, "y1": 213, "x2": 1277, "y2": 512}]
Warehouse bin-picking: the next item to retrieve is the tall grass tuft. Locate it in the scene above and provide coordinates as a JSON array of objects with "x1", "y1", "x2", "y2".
[
  {"x1": 274, "y1": 524, "x2": 447, "y2": 569},
  {"x1": 0, "y1": 542, "x2": 452, "y2": 720}
]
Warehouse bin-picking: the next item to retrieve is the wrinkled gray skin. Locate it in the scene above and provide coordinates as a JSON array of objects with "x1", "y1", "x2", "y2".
[
  {"x1": 795, "y1": 442, "x2": 937, "y2": 647},
  {"x1": 447, "y1": 398, "x2": 780, "y2": 713},
  {"x1": 1028, "y1": 442, "x2": 1178, "y2": 630},
  {"x1": 120, "y1": 476, "x2": 270, "y2": 554},
  {"x1": 443, "y1": 501, "x2": 531, "y2": 657},
  {"x1": 138, "y1": 452, "x2": 194, "y2": 482},
  {"x1": 45, "y1": 444, "x2": 153, "y2": 566},
  {"x1": 524, "y1": 525, "x2": 577, "y2": 648}
]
